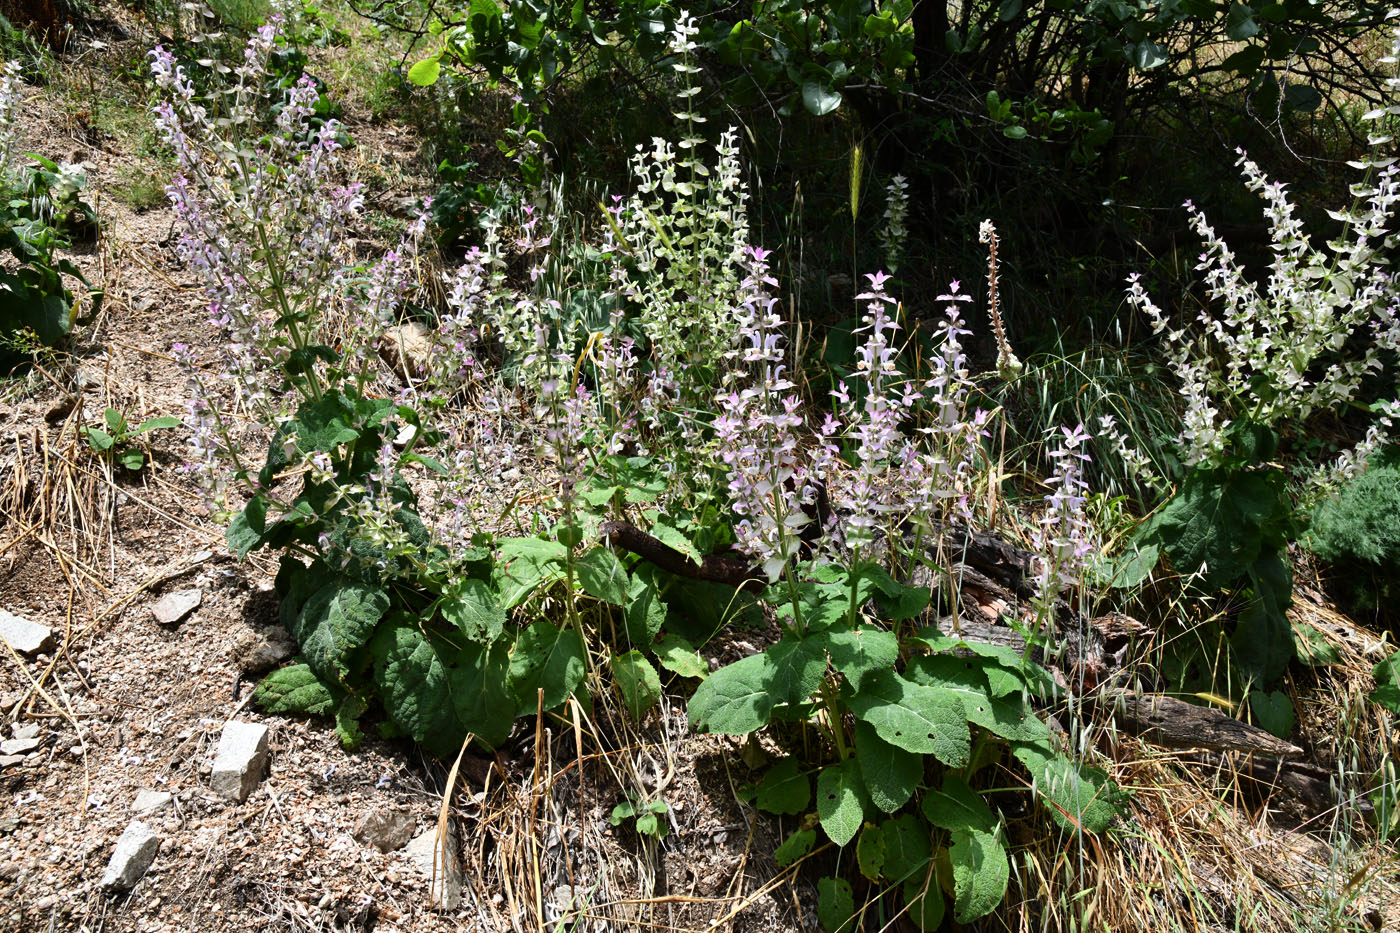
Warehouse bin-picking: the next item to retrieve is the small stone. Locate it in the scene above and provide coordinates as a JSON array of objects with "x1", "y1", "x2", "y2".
[
  {"x1": 132, "y1": 789, "x2": 173, "y2": 817},
  {"x1": 378, "y1": 322, "x2": 431, "y2": 380},
  {"x1": 150, "y1": 589, "x2": 202, "y2": 626},
  {"x1": 0, "y1": 738, "x2": 41, "y2": 756},
  {"x1": 0, "y1": 817, "x2": 17, "y2": 833},
  {"x1": 0, "y1": 611, "x2": 54, "y2": 656},
  {"x1": 354, "y1": 809, "x2": 416, "y2": 853},
  {"x1": 0, "y1": 755, "x2": 24, "y2": 768},
  {"x1": 229, "y1": 625, "x2": 296, "y2": 675},
  {"x1": 100, "y1": 821, "x2": 159, "y2": 890},
  {"x1": 404, "y1": 821, "x2": 464, "y2": 910},
  {"x1": 210, "y1": 720, "x2": 269, "y2": 802},
  {"x1": 13, "y1": 723, "x2": 39, "y2": 741}
]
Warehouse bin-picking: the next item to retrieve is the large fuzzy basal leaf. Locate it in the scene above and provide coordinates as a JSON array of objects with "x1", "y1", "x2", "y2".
[
  {"x1": 816, "y1": 759, "x2": 867, "y2": 847},
  {"x1": 847, "y1": 669, "x2": 970, "y2": 766},
  {"x1": 921, "y1": 775, "x2": 998, "y2": 834},
  {"x1": 291, "y1": 575, "x2": 390, "y2": 686},
  {"x1": 1012, "y1": 741, "x2": 1118, "y2": 834},
  {"x1": 575, "y1": 545, "x2": 629, "y2": 606},
  {"x1": 449, "y1": 637, "x2": 516, "y2": 748},
  {"x1": 853, "y1": 719, "x2": 921, "y2": 813},
  {"x1": 880, "y1": 813, "x2": 932, "y2": 884},
  {"x1": 744, "y1": 756, "x2": 811, "y2": 815},
  {"x1": 767, "y1": 634, "x2": 829, "y2": 704},
  {"x1": 688, "y1": 651, "x2": 776, "y2": 735},
  {"x1": 495, "y1": 536, "x2": 567, "y2": 608},
  {"x1": 949, "y1": 827, "x2": 1009, "y2": 923},
  {"x1": 817, "y1": 877, "x2": 855, "y2": 933},
  {"x1": 820, "y1": 625, "x2": 898, "y2": 689},
  {"x1": 254, "y1": 661, "x2": 341, "y2": 717},
  {"x1": 624, "y1": 562, "x2": 667, "y2": 645},
  {"x1": 907, "y1": 655, "x2": 1050, "y2": 743},
  {"x1": 613, "y1": 649, "x2": 662, "y2": 720},
  {"x1": 442, "y1": 577, "x2": 506, "y2": 644},
  {"x1": 508, "y1": 620, "x2": 586, "y2": 716}
]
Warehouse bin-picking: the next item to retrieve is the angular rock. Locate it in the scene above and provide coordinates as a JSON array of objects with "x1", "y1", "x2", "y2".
[
  {"x1": 210, "y1": 720, "x2": 269, "y2": 802},
  {"x1": 404, "y1": 821, "x2": 464, "y2": 910},
  {"x1": 0, "y1": 737, "x2": 41, "y2": 756},
  {"x1": 0, "y1": 755, "x2": 25, "y2": 769},
  {"x1": 355, "y1": 809, "x2": 416, "y2": 853},
  {"x1": 229, "y1": 624, "x2": 296, "y2": 675},
  {"x1": 132, "y1": 789, "x2": 173, "y2": 816},
  {"x1": 100, "y1": 820, "x2": 159, "y2": 890},
  {"x1": 12, "y1": 724, "x2": 38, "y2": 741},
  {"x1": 150, "y1": 589, "x2": 202, "y2": 626},
  {"x1": 0, "y1": 611, "x2": 54, "y2": 656}
]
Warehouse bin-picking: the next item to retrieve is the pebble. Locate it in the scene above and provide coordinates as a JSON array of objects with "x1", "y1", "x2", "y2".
[
  {"x1": 99, "y1": 820, "x2": 159, "y2": 890},
  {"x1": 0, "y1": 755, "x2": 24, "y2": 768},
  {"x1": 210, "y1": 720, "x2": 269, "y2": 802},
  {"x1": 150, "y1": 589, "x2": 202, "y2": 626},
  {"x1": 132, "y1": 789, "x2": 173, "y2": 817},
  {"x1": 404, "y1": 821, "x2": 464, "y2": 910},
  {"x1": 230, "y1": 625, "x2": 296, "y2": 675},
  {"x1": 0, "y1": 610, "x2": 54, "y2": 656},
  {"x1": 0, "y1": 738, "x2": 41, "y2": 756}
]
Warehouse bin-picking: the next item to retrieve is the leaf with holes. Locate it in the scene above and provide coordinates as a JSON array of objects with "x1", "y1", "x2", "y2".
[
  {"x1": 816, "y1": 759, "x2": 866, "y2": 847},
  {"x1": 688, "y1": 652, "x2": 775, "y2": 735},
  {"x1": 744, "y1": 757, "x2": 811, "y2": 815},
  {"x1": 854, "y1": 719, "x2": 921, "y2": 813},
  {"x1": 817, "y1": 877, "x2": 855, "y2": 933},
  {"x1": 441, "y1": 577, "x2": 505, "y2": 644},
  {"x1": 847, "y1": 670, "x2": 970, "y2": 766},
  {"x1": 908, "y1": 655, "x2": 1049, "y2": 743},
  {"x1": 949, "y1": 827, "x2": 1009, "y2": 923},
  {"x1": 856, "y1": 823, "x2": 886, "y2": 881},
  {"x1": 507, "y1": 620, "x2": 586, "y2": 716}
]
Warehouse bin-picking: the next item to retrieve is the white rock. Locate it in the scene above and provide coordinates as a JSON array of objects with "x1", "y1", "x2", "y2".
[
  {"x1": 404, "y1": 821, "x2": 463, "y2": 910},
  {"x1": 0, "y1": 737, "x2": 41, "y2": 756},
  {"x1": 0, "y1": 755, "x2": 25, "y2": 768},
  {"x1": 150, "y1": 589, "x2": 202, "y2": 626},
  {"x1": 132, "y1": 789, "x2": 173, "y2": 816},
  {"x1": 0, "y1": 611, "x2": 54, "y2": 655},
  {"x1": 210, "y1": 720, "x2": 269, "y2": 802},
  {"x1": 12, "y1": 723, "x2": 38, "y2": 741},
  {"x1": 100, "y1": 820, "x2": 159, "y2": 890}
]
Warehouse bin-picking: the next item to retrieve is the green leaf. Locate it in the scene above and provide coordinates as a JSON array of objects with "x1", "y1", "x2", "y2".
[
  {"x1": 746, "y1": 757, "x2": 811, "y2": 815},
  {"x1": 650, "y1": 521, "x2": 701, "y2": 565},
  {"x1": 104, "y1": 408, "x2": 124, "y2": 433},
  {"x1": 767, "y1": 634, "x2": 829, "y2": 704},
  {"x1": 817, "y1": 877, "x2": 855, "y2": 933},
  {"x1": 1230, "y1": 549, "x2": 1294, "y2": 683},
  {"x1": 407, "y1": 57, "x2": 442, "y2": 86},
  {"x1": 820, "y1": 625, "x2": 898, "y2": 689},
  {"x1": 1002, "y1": 124, "x2": 1028, "y2": 140},
  {"x1": 84, "y1": 427, "x2": 115, "y2": 451},
  {"x1": 903, "y1": 873, "x2": 946, "y2": 931},
  {"x1": 575, "y1": 546, "x2": 629, "y2": 606},
  {"x1": 335, "y1": 694, "x2": 367, "y2": 749},
  {"x1": 613, "y1": 649, "x2": 661, "y2": 720},
  {"x1": 654, "y1": 633, "x2": 708, "y2": 679},
  {"x1": 120, "y1": 449, "x2": 146, "y2": 471},
  {"x1": 688, "y1": 652, "x2": 776, "y2": 735},
  {"x1": 949, "y1": 827, "x2": 1009, "y2": 923},
  {"x1": 847, "y1": 670, "x2": 970, "y2": 766},
  {"x1": 133, "y1": 416, "x2": 182, "y2": 434},
  {"x1": 1293, "y1": 623, "x2": 1341, "y2": 667},
  {"x1": 853, "y1": 719, "x2": 921, "y2": 813},
  {"x1": 253, "y1": 661, "x2": 340, "y2": 716},
  {"x1": 921, "y1": 775, "x2": 998, "y2": 834},
  {"x1": 907, "y1": 655, "x2": 1050, "y2": 743},
  {"x1": 880, "y1": 813, "x2": 932, "y2": 883},
  {"x1": 802, "y1": 80, "x2": 843, "y2": 116},
  {"x1": 774, "y1": 827, "x2": 816, "y2": 867},
  {"x1": 508, "y1": 620, "x2": 586, "y2": 716},
  {"x1": 1013, "y1": 742, "x2": 1118, "y2": 834},
  {"x1": 1371, "y1": 652, "x2": 1400, "y2": 715},
  {"x1": 856, "y1": 823, "x2": 886, "y2": 881},
  {"x1": 495, "y1": 536, "x2": 566, "y2": 608},
  {"x1": 442, "y1": 577, "x2": 506, "y2": 644},
  {"x1": 817, "y1": 760, "x2": 866, "y2": 847},
  {"x1": 610, "y1": 800, "x2": 637, "y2": 825},
  {"x1": 623, "y1": 562, "x2": 667, "y2": 645},
  {"x1": 1225, "y1": 2, "x2": 1258, "y2": 40},
  {"x1": 635, "y1": 806, "x2": 669, "y2": 839},
  {"x1": 1130, "y1": 40, "x2": 1168, "y2": 69},
  {"x1": 290, "y1": 577, "x2": 390, "y2": 686},
  {"x1": 1250, "y1": 690, "x2": 1295, "y2": 738}
]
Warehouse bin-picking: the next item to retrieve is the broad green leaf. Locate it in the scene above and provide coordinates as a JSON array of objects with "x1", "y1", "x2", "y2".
[
  {"x1": 907, "y1": 655, "x2": 1050, "y2": 742},
  {"x1": 508, "y1": 620, "x2": 586, "y2": 716},
  {"x1": 856, "y1": 823, "x2": 886, "y2": 880},
  {"x1": 817, "y1": 877, "x2": 855, "y2": 933},
  {"x1": 914, "y1": 628, "x2": 1059, "y2": 698},
  {"x1": 921, "y1": 775, "x2": 997, "y2": 834},
  {"x1": 254, "y1": 661, "x2": 340, "y2": 716},
  {"x1": 820, "y1": 625, "x2": 898, "y2": 689},
  {"x1": 1225, "y1": 2, "x2": 1258, "y2": 40},
  {"x1": 442, "y1": 577, "x2": 505, "y2": 644},
  {"x1": 120, "y1": 449, "x2": 145, "y2": 471},
  {"x1": 84, "y1": 427, "x2": 115, "y2": 451},
  {"x1": 949, "y1": 827, "x2": 1009, "y2": 923},
  {"x1": 802, "y1": 80, "x2": 842, "y2": 116},
  {"x1": 654, "y1": 633, "x2": 708, "y2": 679},
  {"x1": 334, "y1": 694, "x2": 366, "y2": 750},
  {"x1": 1250, "y1": 690, "x2": 1295, "y2": 738},
  {"x1": 1371, "y1": 652, "x2": 1400, "y2": 715},
  {"x1": 649, "y1": 521, "x2": 701, "y2": 565},
  {"x1": 767, "y1": 634, "x2": 829, "y2": 704},
  {"x1": 407, "y1": 57, "x2": 441, "y2": 86},
  {"x1": 816, "y1": 759, "x2": 866, "y2": 847},
  {"x1": 847, "y1": 670, "x2": 970, "y2": 766},
  {"x1": 774, "y1": 827, "x2": 816, "y2": 867},
  {"x1": 854, "y1": 719, "x2": 921, "y2": 813},
  {"x1": 1293, "y1": 623, "x2": 1341, "y2": 666},
  {"x1": 688, "y1": 652, "x2": 775, "y2": 734},
  {"x1": 575, "y1": 546, "x2": 628, "y2": 606},
  {"x1": 880, "y1": 813, "x2": 932, "y2": 883},
  {"x1": 291, "y1": 577, "x2": 390, "y2": 686},
  {"x1": 903, "y1": 874, "x2": 945, "y2": 931},
  {"x1": 624, "y1": 563, "x2": 667, "y2": 645},
  {"x1": 1230, "y1": 549, "x2": 1294, "y2": 682},
  {"x1": 495, "y1": 536, "x2": 566, "y2": 608},
  {"x1": 613, "y1": 649, "x2": 661, "y2": 720},
  {"x1": 1130, "y1": 40, "x2": 1168, "y2": 70},
  {"x1": 133, "y1": 416, "x2": 181, "y2": 434},
  {"x1": 447, "y1": 637, "x2": 515, "y2": 749},
  {"x1": 746, "y1": 757, "x2": 811, "y2": 815},
  {"x1": 1013, "y1": 742, "x2": 1118, "y2": 834},
  {"x1": 228, "y1": 496, "x2": 267, "y2": 559}
]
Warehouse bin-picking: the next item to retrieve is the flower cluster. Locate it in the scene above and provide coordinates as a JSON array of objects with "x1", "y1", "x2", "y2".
[
  {"x1": 0, "y1": 62, "x2": 22, "y2": 180},
  {"x1": 978, "y1": 220, "x2": 1021, "y2": 379},
  {"x1": 878, "y1": 174, "x2": 909, "y2": 273},
  {"x1": 1126, "y1": 151, "x2": 1400, "y2": 478},
  {"x1": 1033, "y1": 424, "x2": 1095, "y2": 619}
]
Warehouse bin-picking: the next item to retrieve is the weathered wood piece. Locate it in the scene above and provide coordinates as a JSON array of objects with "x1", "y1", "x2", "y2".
[
  {"x1": 600, "y1": 521, "x2": 764, "y2": 589},
  {"x1": 1109, "y1": 692, "x2": 1303, "y2": 759}
]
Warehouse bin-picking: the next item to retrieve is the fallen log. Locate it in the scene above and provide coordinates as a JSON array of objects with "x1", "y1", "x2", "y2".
[{"x1": 1108, "y1": 692, "x2": 1303, "y2": 759}]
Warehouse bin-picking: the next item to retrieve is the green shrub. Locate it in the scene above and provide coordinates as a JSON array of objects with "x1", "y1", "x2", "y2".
[{"x1": 1305, "y1": 449, "x2": 1400, "y2": 620}]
